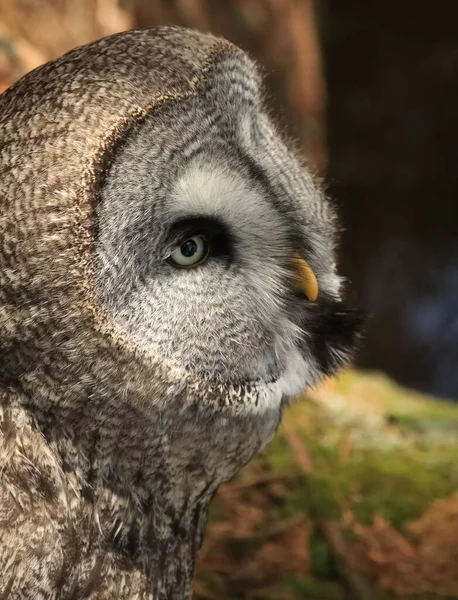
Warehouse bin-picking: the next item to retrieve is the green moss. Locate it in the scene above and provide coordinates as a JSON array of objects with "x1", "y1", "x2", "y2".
[
  {"x1": 307, "y1": 474, "x2": 341, "y2": 519},
  {"x1": 387, "y1": 408, "x2": 458, "y2": 437},
  {"x1": 386, "y1": 411, "x2": 427, "y2": 432},
  {"x1": 266, "y1": 433, "x2": 304, "y2": 477},
  {"x1": 272, "y1": 373, "x2": 458, "y2": 530},
  {"x1": 336, "y1": 450, "x2": 455, "y2": 527},
  {"x1": 309, "y1": 531, "x2": 338, "y2": 578},
  {"x1": 200, "y1": 371, "x2": 458, "y2": 600},
  {"x1": 207, "y1": 494, "x2": 226, "y2": 523}
]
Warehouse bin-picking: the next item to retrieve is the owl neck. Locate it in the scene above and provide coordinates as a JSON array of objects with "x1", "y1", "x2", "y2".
[
  {"x1": 79, "y1": 438, "x2": 214, "y2": 599},
  {"x1": 16, "y1": 375, "x2": 276, "y2": 599},
  {"x1": 47, "y1": 405, "x2": 227, "y2": 598}
]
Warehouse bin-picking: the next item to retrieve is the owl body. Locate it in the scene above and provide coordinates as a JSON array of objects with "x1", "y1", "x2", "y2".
[{"x1": 0, "y1": 28, "x2": 361, "y2": 599}]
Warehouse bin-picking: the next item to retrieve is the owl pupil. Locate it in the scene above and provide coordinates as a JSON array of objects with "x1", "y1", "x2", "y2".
[{"x1": 181, "y1": 239, "x2": 198, "y2": 257}]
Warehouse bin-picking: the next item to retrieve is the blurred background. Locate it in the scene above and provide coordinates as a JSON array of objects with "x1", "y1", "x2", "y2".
[{"x1": 2, "y1": 1, "x2": 458, "y2": 598}]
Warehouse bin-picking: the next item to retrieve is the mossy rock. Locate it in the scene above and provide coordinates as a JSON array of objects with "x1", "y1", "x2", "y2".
[{"x1": 195, "y1": 371, "x2": 458, "y2": 600}]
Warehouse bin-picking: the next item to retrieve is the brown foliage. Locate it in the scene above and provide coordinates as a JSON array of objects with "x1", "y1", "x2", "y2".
[
  {"x1": 195, "y1": 480, "x2": 311, "y2": 598},
  {"x1": 349, "y1": 494, "x2": 458, "y2": 596}
]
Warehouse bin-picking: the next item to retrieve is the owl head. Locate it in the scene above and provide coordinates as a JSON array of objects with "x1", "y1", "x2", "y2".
[
  {"x1": 0, "y1": 27, "x2": 362, "y2": 486},
  {"x1": 94, "y1": 35, "x2": 362, "y2": 409}
]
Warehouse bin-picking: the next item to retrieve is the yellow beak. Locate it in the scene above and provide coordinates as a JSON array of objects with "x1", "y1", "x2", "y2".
[{"x1": 291, "y1": 253, "x2": 319, "y2": 302}]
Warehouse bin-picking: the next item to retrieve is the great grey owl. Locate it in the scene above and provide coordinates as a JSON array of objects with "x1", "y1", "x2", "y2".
[{"x1": 0, "y1": 27, "x2": 362, "y2": 600}]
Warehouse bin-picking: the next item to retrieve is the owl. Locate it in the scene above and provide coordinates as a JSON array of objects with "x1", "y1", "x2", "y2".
[{"x1": 0, "y1": 27, "x2": 362, "y2": 600}]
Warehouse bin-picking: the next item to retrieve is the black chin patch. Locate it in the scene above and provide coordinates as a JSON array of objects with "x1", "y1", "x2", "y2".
[{"x1": 302, "y1": 300, "x2": 367, "y2": 377}]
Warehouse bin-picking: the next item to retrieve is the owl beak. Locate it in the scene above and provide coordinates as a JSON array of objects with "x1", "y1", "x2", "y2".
[{"x1": 291, "y1": 253, "x2": 319, "y2": 302}]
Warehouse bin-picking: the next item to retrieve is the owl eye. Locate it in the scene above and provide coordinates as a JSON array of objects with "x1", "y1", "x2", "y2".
[{"x1": 167, "y1": 235, "x2": 210, "y2": 268}]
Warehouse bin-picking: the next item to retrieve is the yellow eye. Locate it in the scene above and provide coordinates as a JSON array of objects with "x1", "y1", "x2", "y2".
[{"x1": 168, "y1": 235, "x2": 209, "y2": 268}]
